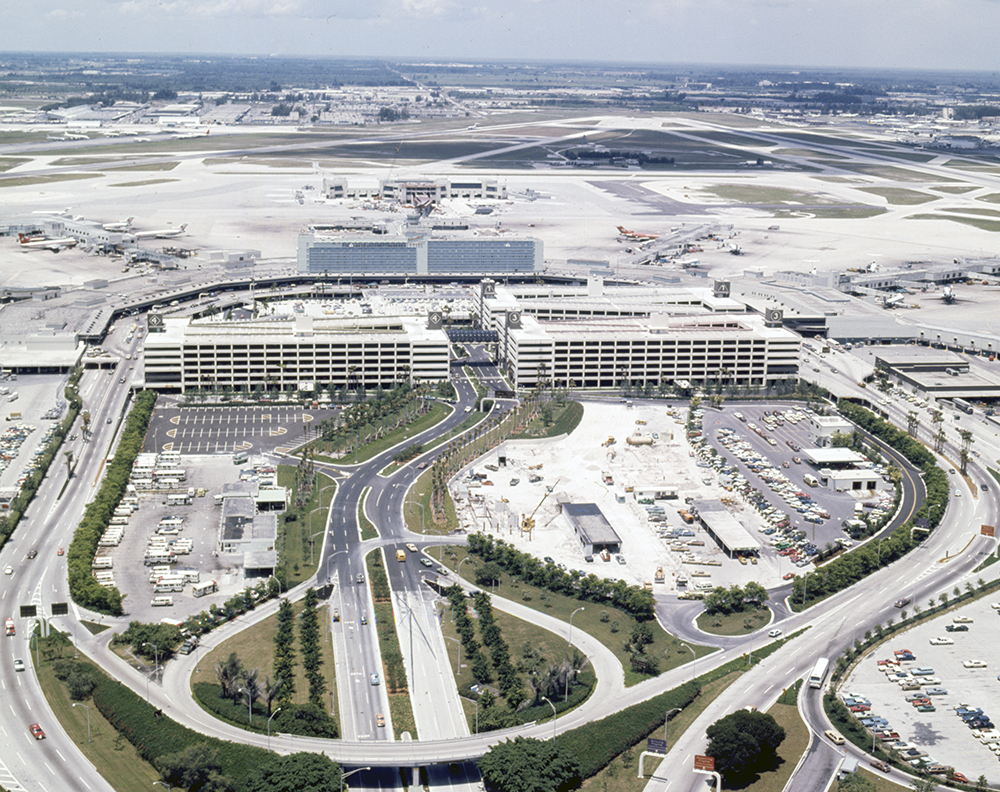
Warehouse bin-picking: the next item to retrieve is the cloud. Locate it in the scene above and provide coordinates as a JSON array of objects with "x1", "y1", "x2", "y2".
[
  {"x1": 45, "y1": 7, "x2": 85, "y2": 18},
  {"x1": 117, "y1": 0, "x2": 307, "y2": 17}
]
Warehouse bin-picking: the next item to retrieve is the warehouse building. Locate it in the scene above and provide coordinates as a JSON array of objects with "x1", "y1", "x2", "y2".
[
  {"x1": 297, "y1": 231, "x2": 542, "y2": 276},
  {"x1": 691, "y1": 500, "x2": 760, "y2": 558},
  {"x1": 143, "y1": 314, "x2": 449, "y2": 393},
  {"x1": 561, "y1": 503, "x2": 622, "y2": 556}
]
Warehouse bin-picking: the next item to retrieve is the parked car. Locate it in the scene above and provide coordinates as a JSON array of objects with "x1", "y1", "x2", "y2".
[
  {"x1": 930, "y1": 637, "x2": 953, "y2": 645},
  {"x1": 954, "y1": 615, "x2": 974, "y2": 623},
  {"x1": 964, "y1": 660, "x2": 988, "y2": 668}
]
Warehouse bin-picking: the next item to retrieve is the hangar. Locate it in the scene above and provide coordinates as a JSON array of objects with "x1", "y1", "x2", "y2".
[{"x1": 561, "y1": 503, "x2": 622, "y2": 556}]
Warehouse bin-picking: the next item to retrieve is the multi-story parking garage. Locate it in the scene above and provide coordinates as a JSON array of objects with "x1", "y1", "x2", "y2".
[{"x1": 144, "y1": 314, "x2": 450, "y2": 393}]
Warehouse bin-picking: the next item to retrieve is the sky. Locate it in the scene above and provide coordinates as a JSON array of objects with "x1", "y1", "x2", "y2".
[{"x1": 7, "y1": 0, "x2": 1000, "y2": 73}]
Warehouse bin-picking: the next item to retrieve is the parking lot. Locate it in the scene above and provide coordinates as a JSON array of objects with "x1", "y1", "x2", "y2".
[
  {"x1": 703, "y1": 404, "x2": 895, "y2": 561},
  {"x1": 105, "y1": 455, "x2": 272, "y2": 623},
  {"x1": 843, "y1": 596, "x2": 1000, "y2": 781},
  {"x1": 146, "y1": 404, "x2": 338, "y2": 454}
]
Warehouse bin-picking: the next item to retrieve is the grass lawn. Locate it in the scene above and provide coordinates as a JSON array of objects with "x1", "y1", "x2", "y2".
[
  {"x1": 701, "y1": 184, "x2": 840, "y2": 205},
  {"x1": 275, "y1": 468, "x2": 337, "y2": 586},
  {"x1": 109, "y1": 178, "x2": 179, "y2": 187},
  {"x1": 438, "y1": 546, "x2": 713, "y2": 686},
  {"x1": 933, "y1": 184, "x2": 978, "y2": 193},
  {"x1": 304, "y1": 402, "x2": 450, "y2": 465},
  {"x1": 441, "y1": 599, "x2": 597, "y2": 730},
  {"x1": 359, "y1": 487, "x2": 378, "y2": 539},
  {"x1": 856, "y1": 186, "x2": 937, "y2": 205},
  {"x1": 0, "y1": 172, "x2": 103, "y2": 188},
  {"x1": 582, "y1": 671, "x2": 743, "y2": 792},
  {"x1": 736, "y1": 701, "x2": 810, "y2": 792},
  {"x1": 907, "y1": 213, "x2": 1000, "y2": 232},
  {"x1": 404, "y1": 465, "x2": 460, "y2": 535},
  {"x1": 833, "y1": 769, "x2": 899, "y2": 791},
  {"x1": 696, "y1": 608, "x2": 772, "y2": 636},
  {"x1": 510, "y1": 401, "x2": 584, "y2": 440},
  {"x1": 191, "y1": 599, "x2": 336, "y2": 718},
  {"x1": 0, "y1": 156, "x2": 30, "y2": 171},
  {"x1": 33, "y1": 634, "x2": 161, "y2": 791},
  {"x1": 380, "y1": 410, "x2": 487, "y2": 475},
  {"x1": 81, "y1": 620, "x2": 111, "y2": 635}
]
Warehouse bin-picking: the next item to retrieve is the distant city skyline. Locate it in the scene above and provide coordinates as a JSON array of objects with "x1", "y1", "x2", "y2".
[{"x1": 3, "y1": 0, "x2": 999, "y2": 73}]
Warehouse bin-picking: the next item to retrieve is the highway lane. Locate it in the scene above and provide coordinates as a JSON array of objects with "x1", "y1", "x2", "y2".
[{"x1": 0, "y1": 365, "x2": 144, "y2": 792}]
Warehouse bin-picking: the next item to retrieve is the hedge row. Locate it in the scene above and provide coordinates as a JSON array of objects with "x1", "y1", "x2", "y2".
[
  {"x1": 467, "y1": 533, "x2": 656, "y2": 621},
  {"x1": 191, "y1": 682, "x2": 338, "y2": 738},
  {"x1": 560, "y1": 681, "x2": 699, "y2": 779},
  {"x1": 92, "y1": 667, "x2": 274, "y2": 788},
  {"x1": 68, "y1": 390, "x2": 157, "y2": 614}
]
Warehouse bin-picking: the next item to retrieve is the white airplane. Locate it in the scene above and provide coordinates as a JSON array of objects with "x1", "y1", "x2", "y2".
[
  {"x1": 64, "y1": 132, "x2": 89, "y2": 141},
  {"x1": 103, "y1": 217, "x2": 134, "y2": 232},
  {"x1": 133, "y1": 224, "x2": 187, "y2": 240},
  {"x1": 17, "y1": 233, "x2": 78, "y2": 252}
]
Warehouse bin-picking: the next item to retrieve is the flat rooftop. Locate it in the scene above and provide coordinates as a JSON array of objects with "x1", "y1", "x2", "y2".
[
  {"x1": 562, "y1": 502, "x2": 622, "y2": 547},
  {"x1": 692, "y1": 500, "x2": 760, "y2": 553},
  {"x1": 804, "y1": 448, "x2": 867, "y2": 466}
]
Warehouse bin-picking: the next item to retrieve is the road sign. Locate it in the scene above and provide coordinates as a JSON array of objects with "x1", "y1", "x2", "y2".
[
  {"x1": 982, "y1": 525, "x2": 995, "y2": 537},
  {"x1": 694, "y1": 755, "x2": 715, "y2": 772},
  {"x1": 51, "y1": 602, "x2": 68, "y2": 616},
  {"x1": 646, "y1": 738, "x2": 667, "y2": 754}
]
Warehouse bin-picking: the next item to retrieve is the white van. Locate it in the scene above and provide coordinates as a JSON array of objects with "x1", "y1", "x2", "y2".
[
  {"x1": 151, "y1": 596, "x2": 174, "y2": 607},
  {"x1": 91, "y1": 557, "x2": 113, "y2": 569},
  {"x1": 154, "y1": 581, "x2": 183, "y2": 593},
  {"x1": 7, "y1": 393, "x2": 18, "y2": 403}
]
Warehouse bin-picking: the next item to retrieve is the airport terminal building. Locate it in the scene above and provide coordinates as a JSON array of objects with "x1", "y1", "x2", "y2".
[
  {"x1": 297, "y1": 232, "x2": 542, "y2": 276},
  {"x1": 144, "y1": 315, "x2": 449, "y2": 393}
]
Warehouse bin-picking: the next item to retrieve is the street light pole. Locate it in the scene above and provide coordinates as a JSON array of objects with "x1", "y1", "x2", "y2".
[
  {"x1": 665, "y1": 707, "x2": 682, "y2": 744},
  {"x1": 458, "y1": 557, "x2": 471, "y2": 580},
  {"x1": 444, "y1": 636, "x2": 462, "y2": 675},
  {"x1": 568, "y1": 606, "x2": 585, "y2": 646},
  {"x1": 143, "y1": 641, "x2": 160, "y2": 686},
  {"x1": 679, "y1": 642, "x2": 696, "y2": 681},
  {"x1": 267, "y1": 707, "x2": 282, "y2": 751},
  {"x1": 541, "y1": 696, "x2": 557, "y2": 741},
  {"x1": 309, "y1": 529, "x2": 324, "y2": 566},
  {"x1": 73, "y1": 702, "x2": 91, "y2": 743},
  {"x1": 340, "y1": 767, "x2": 371, "y2": 792}
]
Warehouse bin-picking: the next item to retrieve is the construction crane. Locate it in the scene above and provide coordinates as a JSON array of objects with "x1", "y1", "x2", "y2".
[{"x1": 521, "y1": 478, "x2": 559, "y2": 540}]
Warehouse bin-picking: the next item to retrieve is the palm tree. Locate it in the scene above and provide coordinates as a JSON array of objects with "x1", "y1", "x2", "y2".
[{"x1": 215, "y1": 652, "x2": 243, "y2": 700}]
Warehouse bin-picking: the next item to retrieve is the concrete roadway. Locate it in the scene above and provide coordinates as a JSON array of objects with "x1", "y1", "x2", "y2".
[{"x1": 0, "y1": 364, "x2": 143, "y2": 792}]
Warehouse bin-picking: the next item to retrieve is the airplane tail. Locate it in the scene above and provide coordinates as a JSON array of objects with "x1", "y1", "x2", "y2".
[
  {"x1": 180, "y1": 224, "x2": 187, "y2": 232},
  {"x1": 616, "y1": 226, "x2": 627, "y2": 233},
  {"x1": 17, "y1": 233, "x2": 27, "y2": 243}
]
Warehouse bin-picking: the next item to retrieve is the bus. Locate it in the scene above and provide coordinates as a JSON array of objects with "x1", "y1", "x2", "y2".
[
  {"x1": 154, "y1": 469, "x2": 186, "y2": 481},
  {"x1": 233, "y1": 451, "x2": 249, "y2": 465},
  {"x1": 809, "y1": 657, "x2": 830, "y2": 689},
  {"x1": 953, "y1": 397, "x2": 974, "y2": 415},
  {"x1": 192, "y1": 580, "x2": 218, "y2": 598}
]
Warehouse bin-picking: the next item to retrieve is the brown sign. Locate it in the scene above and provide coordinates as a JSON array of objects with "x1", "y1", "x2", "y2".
[
  {"x1": 694, "y1": 755, "x2": 715, "y2": 772},
  {"x1": 982, "y1": 525, "x2": 995, "y2": 537}
]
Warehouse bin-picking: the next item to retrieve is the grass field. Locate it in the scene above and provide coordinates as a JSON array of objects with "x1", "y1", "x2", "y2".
[
  {"x1": 510, "y1": 400, "x2": 584, "y2": 440},
  {"x1": 0, "y1": 156, "x2": 30, "y2": 171},
  {"x1": 359, "y1": 487, "x2": 378, "y2": 539},
  {"x1": 0, "y1": 172, "x2": 103, "y2": 188},
  {"x1": 304, "y1": 402, "x2": 450, "y2": 465},
  {"x1": 275, "y1": 468, "x2": 336, "y2": 585},
  {"x1": 404, "y1": 464, "x2": 460, "y2": 535},
  {"x1": 379, "y1": 409, "x2": 487, "y2": 475},
  {"x1": 944, "y1": 158, "x2": 1000, "y2": 172},
  {"x1": 701, "y1": 184, "x2": 839, "y2": 205},
  {"x1": 907, "y1": 213, "x2": 1000, "y2": 232},
  {"x1": 838, "y1": 163, "x2": 956, "y2": 182},
  {"x1": 773, "y1": 148, "x2": 848, "y2": 159},
  {"x1": 856, "y1": 186, "x2": 937, "y2": 205},
  {"x1": 833, "y1": 769, "x2": 897, "y2": 791},
  {"x1": 696, "y1": 608, "x2": 772, "y2": 636},
  {"x1": 109, "y1": 178, "x2": 179, "y2": 187},
  {"x1": 737, "y1": 702, "x2": 810, "y2": 792},
  {"x1": 439, "y1": 545, "x2": 712, "y2": 686},
  {"x1": 933, "y1": 184, "x2": 978, "y2": 193},
  {"x1": 34, "y1": 635, "x2": 162, "y2": 791},
  {"x1": 441, "y1": 600, "x2": 597, "y2": 730},
  {"x1": 583, "y1": 671, "x2": 743, "y2": 792},
  {"x1": 940, "y1": 206, "x2": 1000, "y2": 217},
  {"x1": 977, "y1": 192, "x2": 1000, "y2": 203},
  {"x1": 191, "y1": 599, "x2": 336, "y2": 715}
]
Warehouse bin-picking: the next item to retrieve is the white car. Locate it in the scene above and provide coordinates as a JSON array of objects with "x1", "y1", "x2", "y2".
[
  {"x1": 954, "y1": 615, "x2": 974, "y2": 624},
  {"x1": 930, "y1": 637, "x2": 954, "y2": 646},
  {"x1": 955, "y1": 490, "x2": 962, "y2": 497},
  {"x1": 768, "y1": 628, "x2": 783, "y2": 638},
  {"x1": 964, "y1": 660, "x2": 987, "y2": 668},
  {"x1": 3, "y1": 565, "x2": 11, "y2": 576}
]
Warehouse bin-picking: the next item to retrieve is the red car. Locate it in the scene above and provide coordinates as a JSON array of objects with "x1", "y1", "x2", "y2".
[
  {"x1": 56, "y1": 547, "x2": 64, "y2": 556},
  {"x1": 849, "y1": 704, "x2": 871, "y2": 713},
  {"x1": 951, "y1": 773, "x2": 969, "y2": 783},
  {"x1": 783, "y1": 573, "x2": 797, "y2": 580},
  {"x1": 29, "y1": 723, "x2": 45, "y2": 740}
]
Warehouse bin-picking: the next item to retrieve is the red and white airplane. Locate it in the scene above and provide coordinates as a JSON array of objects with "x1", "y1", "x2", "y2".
[
  {"x1": 17, "y1": 233, "x2": 78, "y2": 252},
  {"x1": 133, "y1": 223, "x2": 187, "y2": 240},
  {"x1": 616, "y1": 225, "x2": 661, "y2": 242}
]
